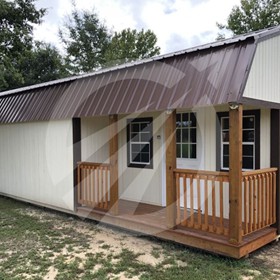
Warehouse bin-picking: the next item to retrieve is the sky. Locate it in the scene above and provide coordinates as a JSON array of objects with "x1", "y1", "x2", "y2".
[{"x1": 34, "y1": 0, "x2": 241, "y2": 55}]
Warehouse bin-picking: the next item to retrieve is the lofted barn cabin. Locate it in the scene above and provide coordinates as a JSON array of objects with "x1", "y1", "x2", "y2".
[{"x1": 1, "y1": 26, "x2": 280, "y2": 258}]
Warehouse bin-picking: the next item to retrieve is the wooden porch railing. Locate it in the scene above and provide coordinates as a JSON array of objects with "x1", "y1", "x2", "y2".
[
  {"x1": 174, "y1": 169, "x2": 230, "y2": 236},
  {"x1": 174, "y1": 168, "x2": 277, "y2": 237},
  {"x1": 242, "y1": 168, "x2": 277, "y2": 236},
  {"x1": 77, "y1": 162, "x2": 110, "y2": 210}
]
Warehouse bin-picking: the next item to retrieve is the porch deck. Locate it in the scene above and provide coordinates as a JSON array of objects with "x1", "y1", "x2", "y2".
[{"x1": 76, "y1": 199, "x2": 277, "y2": 259}]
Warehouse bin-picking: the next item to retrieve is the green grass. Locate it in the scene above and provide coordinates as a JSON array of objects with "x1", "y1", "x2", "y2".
[{"x1": 0, "y1": 196, "x2": 277, "y2": 280}]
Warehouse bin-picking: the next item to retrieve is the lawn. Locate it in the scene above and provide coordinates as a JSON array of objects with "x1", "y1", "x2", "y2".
[{"x1": 0, "y1": 196, "x2": 278, "y2": 280}]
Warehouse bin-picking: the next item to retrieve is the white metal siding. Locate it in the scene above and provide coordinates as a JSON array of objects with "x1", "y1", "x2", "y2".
[
  {"x1": 81, "y1": 117, "x2": 109, "y2": 163},
  {"x1": 0, "y1": 120, "x2": 74, "y2": 211},
  {"x1": 244, "y1": 36, "x2": 280, "y2": 103},
  {"x1": 118, "y1": 112, "x2": 165, "y2": 206}
]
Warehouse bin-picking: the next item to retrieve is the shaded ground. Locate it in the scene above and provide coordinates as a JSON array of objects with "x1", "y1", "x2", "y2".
[{"x1": 0, "y1": 196, "x2": 279, "y2": 280}]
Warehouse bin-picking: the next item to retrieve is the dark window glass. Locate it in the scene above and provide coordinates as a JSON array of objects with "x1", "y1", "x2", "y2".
[
  {"x1": 176, "y1": 130, "x2": 181, "y2": 143},
  {"x1": 190, "y1": 144, "x2": 196, "y2": 158},
  {"x1": 223, "y1": 144, "x2": 229, "y2": 156},
  {"x1": 190, "y1": 113, "x2": 196, "y2": 127},
  {"x1": 141, "y1": 133, "x2": 150, "y2": 142},
  {"x1": 131, "y1": 144, "x2": 141, "y2": 153},
  {"x1": 223, "y1": 156, "x2": 229, "y2": 168},
  {"x1": 176, "y1": 112, "x2": 197, "y2": 159},
  {"x1": 128, "y1": 118, "x2": 153, "y2": 168},
  {"x1": 182, "y1": 129, "x2": 189, "y2": 142},
  {"x1": 243, "y1": 156, "x2": 253, "y2": 169},
  {"x1": 176, "y1": 144, "x2": 181, "y2": 158},
  {"x1": 182, "y1": 144, "x2": 189, "y2": 158},
  {"x1": 132, "y1": 123, "x2": 139, "y2": 133},
  {"x1": 222, "y1": 118, "x2": 229, "y2": 130},
  {"x1": 141, "y1": 153, "x2": 150, "y2": 163},
  {"x1": 243, "y1": 145, "x2": 253, "y2": 156},
  {"x1": 243, "y1": 130, "x2": 254, "y2": 142},
  {"x1": 176, "y1": 114, "x2": 181, "y2": 127},
  {"x1": 131, "y1": 133, "x2": 139, "y2": 142},
  {"x1": 222, "y1": 131, "x2": 229, "y2": 142},
  {"x1": 243, "y1": 117, "x2": 254, "y2": 129},
  {"x1": 190, "y1": 128, "x2": 196, "y2": 143}
]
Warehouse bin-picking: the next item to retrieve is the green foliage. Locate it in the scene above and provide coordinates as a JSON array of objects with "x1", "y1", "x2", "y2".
[
  {"x1": 59, "y1": 6, "x2": 111, "y2": 74},
  {"x1": 59, "y1": 5, "x2": 161, "y2": 73},
  {"x1": 0, "y1": 0, "x2": 45, "y2": 91},
  {"x1": 19, "y1": 42, "x2": 69, "y2": 87},
  {"x1": 217, "y1": 0, "x2": 280, "y2": 38},
  {"x1": 104, "y1": 28, "x2": 160, "y2": 67},
  {"x1": 0, "y1": 0, "x2": 69, "y2": 92},
  {"x1": 0, "y1": 1, "x2": 161, "y2": 91},
  {"x1": 0, "y1": 0, "x2": 45, "y2": 55}
]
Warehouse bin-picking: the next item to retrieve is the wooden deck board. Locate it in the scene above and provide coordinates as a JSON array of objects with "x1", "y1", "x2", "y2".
[{"x1": 76, "y1": 199, "x2": 277, "y2": 259}]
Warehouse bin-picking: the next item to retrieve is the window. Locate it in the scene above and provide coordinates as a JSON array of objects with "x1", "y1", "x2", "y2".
[
  {"x1": 176, "y1": 112, "x2": 197, "y2": 159},
  {"x1": 127, "y1": 118, "x2": 153, "y2": 168},
  {"x1": 217, "y1": 110, "x2": 260, "y2": 170}
]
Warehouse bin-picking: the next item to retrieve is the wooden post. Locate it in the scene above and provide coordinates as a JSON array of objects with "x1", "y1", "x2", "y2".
[
  {"x1": 165, "y1": 110, "x2": 177, "y2": 229},
  {"x1": 229, "y1": 103, "x2": 243, "y2": 244},
  {"x1": 271, "y1": 109, "x2": 280, "y2": 233},
  {"x1": 109, "y1": 115, "x2": 119, "y2": 215}
]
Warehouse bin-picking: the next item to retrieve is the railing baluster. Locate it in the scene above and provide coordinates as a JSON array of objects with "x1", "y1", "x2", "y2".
[
  {"x1": 269, "y1": 172, "x2": 273, "y2": 224},
  {"x1": 101, "y1": 167, "x2": 104, "y2": 209},
  {"x1": 253, "y1": 175, "x2": 257, "y2": 231},
  {"x1": 211, "y1": 177, "x2": 216, "y2": 232},
  {"x1": 244, "y1": 177, "x2": 248, "y2": 235},
  {"x1": 105, "y1": 167, "x2": 109, "y2": 209},
  {"x1": 197, "y1": 176, "x2": 201, "y2": 229},
  {"x1": 89, "y1": 167, "x2": 93, "y2": 207},
  {"x1": 183, "y1": 174, "x2": 187, "y2": 226},
  {"x1": 204, "y1": 176, "x2": 208, "y2": 231},
  {"x1": 266, "y1": 172, "x2": 269, "y2": 226},
  {"x1": 76, "y1": 162, "x2": 111, "y2": 210},
  {"x1": 77, "y1": 164, "x2": 81, "y2": 204},
  {"x1": 257, "y1": 174, "x2": 261, "y2": 230},
  {"x1": 261, "y1": 174, "x2": 265, "y2": 227},
  {"x1": 85, "y1": 167, "x2": 89, "y2": 205},
  {"x1": 176, "y1": 173, "x2": 181, "y2": 225},
  {"x1": 171, "y1": 167, "x2": 277, "y2": 237},
  {"x1": 219, "y1": 179, "x2": 224, "y2": 234},
  {"x1": 190, "y1": 175, "x2": 194, "y2": 227}
]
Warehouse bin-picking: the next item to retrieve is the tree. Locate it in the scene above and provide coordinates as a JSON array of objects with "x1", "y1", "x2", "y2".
[
  {"x1": 0, "y1": 0, "x2": 46, "y2": 91},
  {"x1": 59, "y1": 6, "x2": 161, "y2": 73},
  {"x1": 104, "y1": 28, "x2": 160, "y2": 67},
  {"x1": 19, "y1": 42, "x2": 69, "y2": 87},
  {"x1": 217, "y1": 0, "x2": 280, "y2": 38},
  {"x1": 0, "y1": 0, "x2": 69, "y2": 91},
  {"x1": 59, "y1": 7, "x2": 111, "y2": 74}
]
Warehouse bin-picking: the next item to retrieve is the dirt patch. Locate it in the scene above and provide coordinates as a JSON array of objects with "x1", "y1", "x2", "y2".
[
  {"x1": 1, "y1": 196, "x2": 280, "y2": 280},
  {"x1": 250, "y1": 240, "x2": 280, "y2": 279}
]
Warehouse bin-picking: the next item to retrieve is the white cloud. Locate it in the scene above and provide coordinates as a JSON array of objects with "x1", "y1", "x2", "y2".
[{"x1": 33, "y1": 0, "x2": 241, "y2": 55}]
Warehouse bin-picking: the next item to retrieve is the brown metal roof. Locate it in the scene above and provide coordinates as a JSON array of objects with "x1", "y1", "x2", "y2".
[{"x1": 1, "y1": 26, "x2": 280, "y2": 123}]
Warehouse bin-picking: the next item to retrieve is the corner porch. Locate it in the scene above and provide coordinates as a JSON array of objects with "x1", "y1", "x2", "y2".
[
  {"x1": 74, "y1": 105, "x2": 279, "y2": 258},
  {"x1": 76, "y1": 161, "x2": 277, "y2": 258}
]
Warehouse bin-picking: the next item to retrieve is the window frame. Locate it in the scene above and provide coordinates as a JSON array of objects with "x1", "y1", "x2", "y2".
[
  {"x1": 216, "y1": 110, "x2": 260, "y2": 171},
  {"x1": 127, "y1": 117, "x2": 153, "y2": 169},
  {"x1": 176, "y1": 112, "x2": 197, "y2": 160}
]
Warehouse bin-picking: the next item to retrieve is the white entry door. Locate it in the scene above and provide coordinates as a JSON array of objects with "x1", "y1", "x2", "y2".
[{"x1": 176, "y1": 112, "x2": 204, "y2": 210}]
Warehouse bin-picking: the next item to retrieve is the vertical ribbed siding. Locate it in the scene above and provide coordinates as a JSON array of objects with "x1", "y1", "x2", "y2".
[{"x1": 244, "y1": 35, "x2": 280, "y2": 103}]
